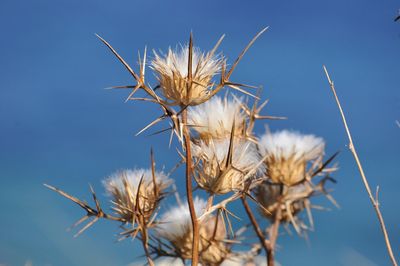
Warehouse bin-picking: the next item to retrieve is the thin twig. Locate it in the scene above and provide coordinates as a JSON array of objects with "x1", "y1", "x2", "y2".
[
  {"x1": 241, "y1": 195, "x2": 271, "y2": 265},
  {"x1": 323, "y1": 65, "x2": 398, "y2": 266}
]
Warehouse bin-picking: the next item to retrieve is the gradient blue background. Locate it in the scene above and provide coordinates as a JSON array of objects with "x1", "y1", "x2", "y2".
[{"x1": 0, "y1": 0, "x2": 399, "y2": 265}]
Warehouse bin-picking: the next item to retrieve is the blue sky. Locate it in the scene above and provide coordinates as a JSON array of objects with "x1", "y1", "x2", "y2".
[{"x1": 0, "y1": 0, "x2": 399, "y2": 265}]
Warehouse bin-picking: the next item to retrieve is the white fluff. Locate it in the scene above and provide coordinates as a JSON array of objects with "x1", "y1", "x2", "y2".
[
  {"x1": 193, "y1": 138, "x2": 262, "y2": 174},
  {"x1": 156, "y1": 197, "x2": 207, "y2": 241},
  {"x1": 103, "y1": 168, "x2": 170, "y2": 196},
  {"x1": 151, "y1": 44, "x2": 223, "y2": 78},
  {"x1": 188, "y1": 95, "x2": 246, "y2": 138},
  {"x1": 258, "y1": 130, "x2": 325, "y2": 161},
  {"x1": 220, "y1": 255, "x2": 271, "y2": 266},
  {"x1": 127, "y1": 257, "x2": 184, "y2": 266}
]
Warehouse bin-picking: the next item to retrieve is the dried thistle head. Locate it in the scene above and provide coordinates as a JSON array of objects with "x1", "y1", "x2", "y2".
[
  {"x1": 151, "y1": 43, "x2": 224, "y2": 106},
  {"x1": 254, "y1": 160, "x2": 338, "y2": 234},
  {"x1": 192, "y1": 138, "x2": 262, "y2": 194},
  {"x1": 156, "y1": 198, "x2": 228, "y2": 265},
  {"x1": 103, "y1": 169, "x2": 172, "y2": 223},
  {"x1": 188, "y1": 95, "x2": 247, "y2": 140},
  {"x1": 258, "y1": 130, "x2": 325, "y2": 186},
  {"x1": 254, "y1": 182, "x2": 313, "y2": 223}
]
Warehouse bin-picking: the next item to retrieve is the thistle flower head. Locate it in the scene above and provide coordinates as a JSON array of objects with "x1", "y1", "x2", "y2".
[
  {"x1": 103, "y1": 168, "x2": 172, "y2": 223},
  {"x1": 188, "y1": 95, "x2": 246, "y2": 140},
  {"x1": 258, "y1": 130, "x2": 325, "y2": 186},
  {"x1": 254, "y1": 181, "x2": 313, "y2": 223},
  {"x1": 192, "y1": 138, "x2": 262, "y2": 194},
  {"x1": 151, "y1": 44, "x2": 224, "y2": 106},
  {"x1": 156, "y1": 197, "x2": 228, "y2": 264}
]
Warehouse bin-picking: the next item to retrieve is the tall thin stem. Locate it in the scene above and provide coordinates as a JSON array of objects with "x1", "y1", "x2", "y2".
[
  {"x1": 140, "y1": 228, "x2": 154, "y2": 266},
  {"x1": 181, "y1": 108, "x2": 200, "y2": 265},
  {"x1": 241, "y1": 195, "x2": 274, "y2": 266},
  {"x1": 323, "y1": 66, "x2": 398, "y2": 266}
]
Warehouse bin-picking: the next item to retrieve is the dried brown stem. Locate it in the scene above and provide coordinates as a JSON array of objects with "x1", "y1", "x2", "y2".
[
  {"x1": 323, "y1": 65, "x2": 398, "y2": 266},
  {"x1": 181, "y1": 108, "x2": 200, "y2": 266},
  {"x1": 241, "y1": 195, "x2": 271, "y2": 265},
  {"x1": 267, "y1": 206, "x2": 281, "y2": 266},
  {"x1": 140, "y1": 221, "x2": 154, "y2": 266}
]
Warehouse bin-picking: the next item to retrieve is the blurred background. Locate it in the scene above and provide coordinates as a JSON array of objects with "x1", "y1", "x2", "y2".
[{"x1": 0, "y1": 0, "x2": 399, "y2": 265}]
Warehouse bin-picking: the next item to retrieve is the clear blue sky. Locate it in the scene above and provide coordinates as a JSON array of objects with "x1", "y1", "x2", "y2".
[{"x1": 0, "y1": 0, "x2": 399, "y2": 265}]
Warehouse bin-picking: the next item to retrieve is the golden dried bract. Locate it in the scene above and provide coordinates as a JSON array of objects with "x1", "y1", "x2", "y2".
[
  {"x1": 255, "y1": 182, "x2": 312, "y2": 223},
  {"x1": 151, "y1": 44, "x2": 224, "y2": 106},
  {"x1": 103, "y1": 169, "x2": 172, "y2": 223},
  {"x1": 258, "y1": 130, "x2": 325, "y2": 186},
  {"x1": 192, "y1": 138, "x2": 262, "y2": 194}
]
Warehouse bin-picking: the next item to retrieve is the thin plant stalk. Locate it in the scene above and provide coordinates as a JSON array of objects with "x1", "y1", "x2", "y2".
[
  {"x1": 241, "y1": 195, "x2": 273, "y2": 266},
  {"x1": 140, "y1": 227, "x2": 154, "y2": 266},
  {"x1": 181, "y1": 108, "x2": 200, "y2": 266},
  {"x1": 323, "y1": 65, "x2": 398, "y2": 266}
]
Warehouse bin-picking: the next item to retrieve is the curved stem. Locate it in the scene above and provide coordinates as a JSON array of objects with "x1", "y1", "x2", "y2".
[{"x1": 181, "y1": 108, "x2": 200, "y2": 265}]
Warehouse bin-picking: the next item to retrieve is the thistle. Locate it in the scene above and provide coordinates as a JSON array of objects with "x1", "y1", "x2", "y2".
[
  {"x1": 254, "y1": 130, "x2": 338, "y2": 234},
  {"x1": 151, "y1": 43, "x2": 224, "y2": 106},
  {"x1": 103, "y1": 168, "x2": 172, "y2": 223},
  {"x1": 188, "y1": 95, "x2": 246, "y2": 140},
  {"x1": 44, "y1": 28, "x2": 345, "y2": 266},
  {"x1": 192, "y1": 137, "x2": 262, "y2": 194},
  {"x1": 156, "y1": 197, "x2": 228, "y2": 265},
  {"x1": 258, "y1": 130, "x2": 325, "y2": 186}
]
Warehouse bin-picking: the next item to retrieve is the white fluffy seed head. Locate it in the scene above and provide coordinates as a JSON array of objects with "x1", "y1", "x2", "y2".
[
  {"x1": 192, "y1": 138, "x2": 263, "y2": 194},
  {"x1": 259, "y1": 130, "x2": 325, "y2": 161},
  {"x1": 156, "y1": 197, "x2": 228, "y2": 264},
  {"x1": 258, "y1": 130, "x2": 325, "y2": 186},
  {"x1": 103, "y1": 168, "x2": 172, "y2": 222},
  {"x1": 188, "y1": 95, "x2": 246, "y2": 140},
  {"x1": 156, "y1": 197, "x2": 207, "y2": 241},
  {"x1": 151, "y1": 44, "x2": 224, "y2": 106}
]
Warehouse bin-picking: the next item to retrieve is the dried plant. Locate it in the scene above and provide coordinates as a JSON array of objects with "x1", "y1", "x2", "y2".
[
  {"x1": 323, "y1": 66, "x2": 398, "y2": 266},
  {"x1": 156, "y1": 197, "x2": 228, "y2": 265},
  {"x1": 151, "y1": 44, "x2": 225, "y2": 106},
  {"x1": 103, "y1": 168, "x2": 171, "y2": 224},
  {"x1": 45, "y1": 28, "x2": 346, "y2": 266}
]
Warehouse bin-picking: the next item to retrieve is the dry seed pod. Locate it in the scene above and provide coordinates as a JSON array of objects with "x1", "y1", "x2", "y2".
[
  {"x1": 254, "y1": 181, "x2": 313, "y2": 223},
  {"x1": 103, "y1": 169, "x2": 172, "y2": 223},
  {"x1": 258, "y1": 130, "x2": 325, "y2": 186},
  {"x1": 156, "y1": 198, "x2": 228, "y2": 265},
  {"x1": 151, "y1": 44, "x2": 224, "y2": 106},
  {"x1": 188, "y1": 95, "x2": 246, "y2": 140},
  {"x1": 192, "y1": 138, "x2": 262, "y2": 194}
]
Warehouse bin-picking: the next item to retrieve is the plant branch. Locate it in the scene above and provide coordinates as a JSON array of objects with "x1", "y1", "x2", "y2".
[
  {"x1": 323, "y1": 65, "x2": 398, "y2": 266},
  {"x1": 241, "y1": 195, "x2": 274, "y2": 266}
]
